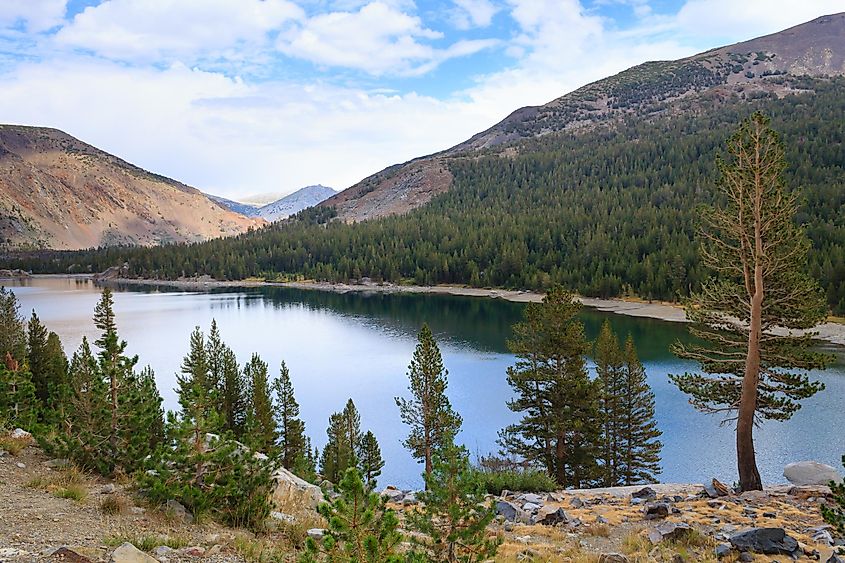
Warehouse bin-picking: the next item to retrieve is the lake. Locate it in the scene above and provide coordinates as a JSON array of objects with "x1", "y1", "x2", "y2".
[{"x1": 5, "y1": 276, "x2": 844, "y2": 489}]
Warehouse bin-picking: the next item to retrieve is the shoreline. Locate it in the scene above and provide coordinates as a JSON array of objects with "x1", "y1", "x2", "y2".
[{"x1": 12, "y1": 274, "x2": 845, "y2": 347}]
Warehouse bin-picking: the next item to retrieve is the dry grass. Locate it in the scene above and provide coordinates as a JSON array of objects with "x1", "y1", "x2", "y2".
[
  {"x1": 232, "y1": 535, "x2": 291, "y2": 563},
  {"x1": 0, "y1": 434, "x2": 30, "y2": 455},
  {"x1": 100, "y1": 494, "x2": 129, "y2": 515},
  {"x1": 104, "y1": 531, "x2": 190, "y2": 552},
  {"x1": 583, "y1": 522, "x2": 611, "y2": 537},
  {"x1": 53, "y1": 483, "x2": 88, "y2": 502}
]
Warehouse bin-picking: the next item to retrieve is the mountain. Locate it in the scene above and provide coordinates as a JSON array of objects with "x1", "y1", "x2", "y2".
[
  {"x1": 0, "y1": 126, "x2": 263, "y2": 250},
  {"x1": 254, "y1": 185, "x2": 337, "y2": 222},
  {"x1": 209, "y1": 185, "x2": 336, "y2": 222},
  {"x1": 323, "y1": 12, "x2": 845, "y2": 221},
  {"x1": 206, "y1": 194, "x2": 260, "y2": 217},
  {"x1": 5, "y1": 15, "x2": 844, "y2": 313}
]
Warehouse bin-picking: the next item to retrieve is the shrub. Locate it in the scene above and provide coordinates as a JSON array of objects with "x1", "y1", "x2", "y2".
[
  {"x1": 303, "y1": 467, "x2": 403, "y2": 563},
  {"x1": 0, "y1": 435, "x2": 29, "y2": 456},
  {"x1": 100, "y1": 495, "x2": 128, "y2": 515},
  {"x1": 54, "y1": 484, "x2": 87, "y2": 501},
  {"x1": 470, "y1": 468, "x2": 558, "y2": 495},
  {"x1": 822, "y1": 454, "x2": 845, "y2": 541},
  {"x1": 139, "y1": 431, "x2": 275, "y2": 532}
]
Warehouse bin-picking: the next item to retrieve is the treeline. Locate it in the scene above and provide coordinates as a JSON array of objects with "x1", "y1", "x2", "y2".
[{"x1": 4, "y1": 78, "x2": 844, "y2": 313}]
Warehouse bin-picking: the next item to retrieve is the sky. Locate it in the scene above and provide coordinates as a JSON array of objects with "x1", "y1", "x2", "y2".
[{"x1": 0, "y1": 0, "x2": 841, "y2": 200}]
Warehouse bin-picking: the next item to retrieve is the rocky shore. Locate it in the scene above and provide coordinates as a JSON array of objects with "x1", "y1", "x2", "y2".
[{"x1": 2, "y1": 429, "x2": 843, "y2": 562}]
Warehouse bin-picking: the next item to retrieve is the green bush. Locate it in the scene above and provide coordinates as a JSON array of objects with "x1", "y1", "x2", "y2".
[
  {"x1": 139, "y1": 431, "x2": 275, "y2": 531},
  {"x1": 470, "y1": 468, "x2": 558, "y2": 495},
  {"x1": 822, "y1": 454, "x2": 845, "y2": 542}
]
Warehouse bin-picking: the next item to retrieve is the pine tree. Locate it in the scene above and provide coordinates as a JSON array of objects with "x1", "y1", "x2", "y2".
[
  {"x1": 670, "y1": 113, "x2": 833, "y2": 491},
  {"x1": 219, "y1": 346, "x2": 248, "y2": 437},
  {"x1": 245, "y1": 353, "x2": 277, "y2": 453},
  {"x1": 359, "y1": 431, "x2": 384, "y2": 490},
  {"x1": 498, "y1": 287, "x2": 602, "y2": 488},
  {"x1": 619, "y1": 335, "x2": 662, "y2": 484},
  {"x1": 396, "y1": 324, "x2": 462, "y2": 477},
  {"x1": 27, "y1": 311, "x2": 50, "y2": 405},
  {"x1": 303, "y1": 467, "x2": 403, "y2": 563},
  {"x1": 122, "y1": 365, "x2": 164, "y2": 466},
  {"x1": 0, "y1": 352, "x2": 37, "y2": 429},
  {"x1": 177, "y1": 326, "x2": 220, "y2": 448},
  {"x1": 272, "y1": 361, "x2": 307, "y2": 470},
  {"x1": 320, "y1": 400, "x2": 362, "y2": 484},
  {"x1": 43, "y1": 332, "x2": 69, "y2": 418},
  {"x1": 57, "y1": 338, "x2": 110, "y2": 472},
  {"x1": 205, "y1": 319, "x2": 225, "y2": 393},
  {"x1": 0, "y1": 287, "x2": 27, "y2": 363},
  {"x1": 406, "y1": 440, "x2": 500, "y2": 563},
  {"x1": 27, "y1": 311, "x2": 68, "y2": 420},
  {"x1": 594, "y1": 320, "x2": 625, "y2": 487},
  {"x1": 821, "y1": 455, "x2": 845, "y2": 541}
]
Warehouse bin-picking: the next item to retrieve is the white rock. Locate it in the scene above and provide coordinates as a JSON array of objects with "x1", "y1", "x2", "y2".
[
  {"x1": 110, "y1": 542, "x2": 157, "y2": 563},
  {"x1": 272, "y1": 466, "x2": 323, "y2": 511},
  {"x1": 784, "y1": 461, "x2": 843, "y2": 486},
  {"x1": 15, "y1": 462, "x2": 25, "y2": 469},
  {"x1": 307, "y1": 528, "x2": 326, "y2": 541},
  {"x1": 10, "y1": 428, "x2": 32, "y2": 439},
  {"x1": 271, "y1": 511, "x2": 295, "y2": 523}
]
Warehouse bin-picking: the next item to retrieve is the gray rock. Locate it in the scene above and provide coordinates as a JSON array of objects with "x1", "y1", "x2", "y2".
[
  {"x1": 784, "y1": 461, "x2": 844, "y2": 486},
  {"x1": 273, "y1": 466, "x2": 324, "y2": 510},
  {"x1": 496, "y1": 500, "x2": 531, "y2": 523},
  {"x1": 151, "y1": 546, "x2": 175, "y2": 559},
  {"x1": 522, "y1": 502, "x2": 541, "y2": 512},
  {"x1": 177, "y1": 546, "x2": 205, "y2": 557},
  {"x1": 643, "y1": 503, "x2": 670, "y2": 520},
  {"x1": 648, "y1": 522, "x2": 692, "y2": 544},
  {"x1": 738, "y1": 552, "x2": 753, "y2": 562},
  {"x1": 536, "y1": 506, "x2": 569, "y2": 526},
  {"x1": 631, "y1": 497, "x2": 645, "y2": 505},
  {"x1": 569, "y1": 497, "x2": 584, "y2": 508},
  {"x1": 827, "y1": 553, "x2": 845, "y2": 563},
  {"x1": 129, "y1": 506, "x2": 146, "y2": 515},
  {"x1": 598, "y1": 554, "x2": 630, "y2": 563},
  {"x1": 632, "y1": 486, "x2": 657, "y2": 501},
  {"x1": 307, "y1": 528, "x2": 326, "y2": 541},
  {"x1": 596, "y1": 515, "x2": 609, "y2": 524},
  {"x1": 380, "y1": 486, "x2": 405, "y2": 503},
  {"x1": 813, "y1": 529, "x2": 835, "y2": 546},
  {"x1": 402, "y1": 492, "x2": 418, "y2": 506},
  {"x1": 729, "y1": 528, "x2": 799, "y2": 556},
  {"x1": 101, "y1": 484, "x2": 117, "y2": 494},
  {"x1": 517, "y1": 493, "x2": 544, "y2": 505},
  {"x1": 165, "y1": 499, "x2": 193, "y2": 523},
  {"x1": 44, "y1": 458, "x2": 71, "y2": 468},
  {"x1": 270, "y1": 511, "x2": 295, "y2": 523},
  {"x1": 110, "y1": 543, "x2": 157, "y2": 563},
  {"x1": 714, "y1": 543, "x2": 732, "y2": 558},
  {"x1": 15, "y1": 462, "x2": 25, "y2": 469}
]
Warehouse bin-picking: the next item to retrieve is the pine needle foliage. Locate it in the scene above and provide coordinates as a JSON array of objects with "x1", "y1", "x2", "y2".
[
  {"x1": 821, "y1": 455, "x2": 845, "y2": 541},
  {"x1": 320, "y1": 399, "x2": 362, "y2": 484},
  {"x1": 498, "y1": 287, "x2": 602, "y2": 488},
  {"x1": 669, "y1": 112, "x2": 833, "y2": 491},
  {"x1": 396, "y1": 324, "x2": 462, "y2": 477},
  {"x1": 359, "y1": 430, "x2": 385, "y2": 490},
  {"x1": 272, "y1": 361, "x2": 307, "y2": 471},
  {"x1": 245, "y1": 353, "x2": 277, "y2": 454},
  {"x1": 302, "y1": 467, "x2": 403, "y2": 563},
  {"x1": 619, "y1": 335, "x2": 662, "y2": 484},
  {"x1": 405, "y1": 441, "x2": 500, "y2": 563},
  {"x1": 594, "y1": 320, "x2": 625, "y2": 487}
]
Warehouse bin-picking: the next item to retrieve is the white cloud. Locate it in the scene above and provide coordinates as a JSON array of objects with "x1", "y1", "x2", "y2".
[
  {"x1": 675, "y1": 0, "x2": 845, "y2": 42},
  {"x1": 54, "y1": 0, "x2": 303, "y2": 63},
  {"x1": 0, "y1": 0, "x2": 67, "y2": 33},
  {"x1": 451, "y1": 0, "x2": 499, "y2": 29},
  {"x1": 278, "y1": 1, "x2": 483, "y2": 75}
]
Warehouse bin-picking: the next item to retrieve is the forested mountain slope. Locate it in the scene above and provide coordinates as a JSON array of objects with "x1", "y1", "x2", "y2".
[
  {"x1": 0, "y1": 126, "x2": 263, "y2": 250},
  {"x1": 7, "y1": 77, "x2": 844, "y2": 313},
  {"x1": 322, "y1": 12, "x2": 845, "y2": 222}
]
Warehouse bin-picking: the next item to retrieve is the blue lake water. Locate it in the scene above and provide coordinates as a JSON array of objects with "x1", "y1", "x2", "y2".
[{"x1": 6, "y1": 276, "x2": 844, "y2": 489}]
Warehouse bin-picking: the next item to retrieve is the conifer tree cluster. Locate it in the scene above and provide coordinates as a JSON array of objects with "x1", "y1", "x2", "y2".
[
  {"x1": 499, "y1": 289, "x2": 662, "y2": 488},
  {"x1": 594, "y1": 321, "x2": 662, "y2": 486},
  {"x1": 320, "y1": 399, "x2": 384, "y2": 489}
]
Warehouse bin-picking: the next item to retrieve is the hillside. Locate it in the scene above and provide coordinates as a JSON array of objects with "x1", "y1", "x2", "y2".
[
  {"x1": 0, "y1": 126, "x2": 263, "y2": 250},
  {"x1": 210, "y1": 185, "x2": 336, "y2": 222},
  {"x1": 323, "y1": 12, "x2": 845, "y2": 222}
]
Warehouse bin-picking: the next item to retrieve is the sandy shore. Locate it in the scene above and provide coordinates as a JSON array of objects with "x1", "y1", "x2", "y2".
[{"x1": 83, "y1": 276, "x2": 843, "y2": 347}]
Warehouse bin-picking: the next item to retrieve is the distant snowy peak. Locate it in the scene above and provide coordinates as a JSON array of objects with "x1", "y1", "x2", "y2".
[{"x1": 256, "y1": 185, "x2": 337, "y2": 222}]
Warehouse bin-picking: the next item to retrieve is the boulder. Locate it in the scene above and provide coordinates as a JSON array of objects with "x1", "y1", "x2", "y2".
[
  {"x1": 272, "y1": 466, "x2": 323, "y2": 511},
  {"x1": 49, "y1": 547, "x2": 94, "y2": 562},
  {"x1": 598, "y1": 554, "x2": 630, "y2": 563},
  {"x1": 827, "y1": 553, "x2": 845, "y2": 563},
  {"x1": 496, "y1": 500, "x2": 531, "y2": 523},
  {"x1": 379, "y1": 486, "x2": 405, "y2": 503},
  {"x1": 517, "y1": 493, "x2": 544, "y2": 505},
  {"x1": 151, "y1": 546, "x2": 174, "y2": 559},
  {"x1": 164, "y1": 499, "x2": 193, "y2": 523},
  {"x1": 522, "y1": 502, "x2": 541, "y2": 512},
  {"x1": 729, "y1": 528, "x2": 799, "y2": 556},
  {"x1": 714, "y1": 543, "x2": 732, "y2": 558},
  {"x1": 648, "y1": 522, "x2": 692, "y2": 545},
  {"x1": 109, "y1": 543, "x2": 157, "y2": 563},
  {"x1": 44, "y1": 458, "x2": 71, "y2": 468},
  {"x1": 307, "y1": 528, "x2": 326, "y2": 541},
  {"x1": 536, "y1": 506, "x2": 569, "y2": 526},
  {"x1": 631, "y1": 487, "x2": 657, "y2": 501},
  {"x1": 643, "y1": 503, "x2": 670, "y2": 520},
  {"x1": 784, "y1": 461, "x2": 844, "y2": 486}
]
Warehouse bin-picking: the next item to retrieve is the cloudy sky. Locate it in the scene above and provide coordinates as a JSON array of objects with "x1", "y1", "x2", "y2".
[{"x1": 0, "y1": 0, "x2": 840, "y2": 200}]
